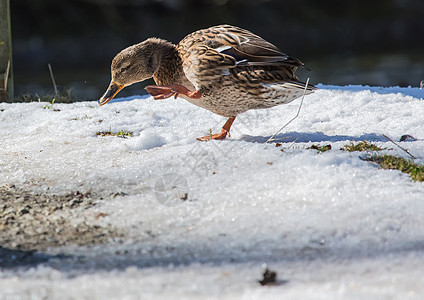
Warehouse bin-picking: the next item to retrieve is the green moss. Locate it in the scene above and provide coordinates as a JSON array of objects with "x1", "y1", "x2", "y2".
[
  {"x1": 341, "y1": 141, "x2": 385, "y2": 152},
  {"x1": 365, "y1": 155, "x2": 424, "y2": 182},
  {"x1": 43, "y1": 98, "x2": 56, "y2": 109},
  {"x1": 96, "y1": 129, "x2": 133, "y2": 138},
  {"x1": 307, "y1": 144, "x2": 332, "y2": 153}
]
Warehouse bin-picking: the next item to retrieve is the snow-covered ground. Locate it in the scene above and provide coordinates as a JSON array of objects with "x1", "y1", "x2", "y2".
[{"x1": 1, "y1": 85, "x2": 424, "y2": 299}]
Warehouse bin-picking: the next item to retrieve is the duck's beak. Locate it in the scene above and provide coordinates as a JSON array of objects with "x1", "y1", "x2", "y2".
[{"x1": 99, "y1": 81, "x2": 124, "y2": 106}]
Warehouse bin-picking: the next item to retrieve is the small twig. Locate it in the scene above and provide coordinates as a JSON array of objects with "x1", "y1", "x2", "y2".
[
  {"x1": 287, "y1": 137, "x2": 298, "y2": 150},
  {"x1": 48, "y1": 63, "x2": 59, "y2": 96},
  {"x1": 266, "y1": 78, "x2": 310, "y2": 143},
  {"x1": 382, "y1": 134, "x2": 416, "y2": 159},
  {"x1": 4, "y1": 60, "x2": 10, "y2": 91}
]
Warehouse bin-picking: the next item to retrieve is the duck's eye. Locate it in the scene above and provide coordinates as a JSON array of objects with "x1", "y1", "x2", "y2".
[{"x1": 120, "y1": 66, "x2": 131, "y2": 73}]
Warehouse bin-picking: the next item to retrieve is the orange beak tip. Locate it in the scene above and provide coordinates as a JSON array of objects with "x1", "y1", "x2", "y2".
[{"x1": 98, "y1": 82, "x2": 124, "y2": 106}]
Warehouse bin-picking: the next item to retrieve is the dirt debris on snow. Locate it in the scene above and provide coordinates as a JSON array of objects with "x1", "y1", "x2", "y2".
[{"x1": 0, "y1": 184, "x2": 123, "y2": 251}]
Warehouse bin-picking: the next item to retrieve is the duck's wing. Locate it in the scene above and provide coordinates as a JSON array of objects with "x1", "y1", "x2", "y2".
[
  {"x1": 177, "y1": 25, "x2": 307, "y2": 89},
  {"x1": 177, "y1": 42, "x2": 236, "y2": 89},
  {"x1": 214, "y1": 25, "x2": 306, "y2": 68},
  {"x1": 179, "y1": 25, "x2": 305, "y2": 67}
]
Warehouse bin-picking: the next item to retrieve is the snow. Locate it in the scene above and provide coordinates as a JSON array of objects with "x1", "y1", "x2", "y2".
[{"x1": 1, "y1": 85, "x2": 424, "y2": 299}]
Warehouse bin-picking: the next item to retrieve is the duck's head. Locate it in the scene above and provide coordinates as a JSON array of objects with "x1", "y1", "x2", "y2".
[{"x1": 99, "y1": 38, "x2": 175, "y2": 105}]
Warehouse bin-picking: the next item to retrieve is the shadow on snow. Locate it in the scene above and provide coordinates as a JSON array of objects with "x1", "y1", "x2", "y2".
[{"x1": 238, "y1": 131, "x2": 387, "y2": 144}]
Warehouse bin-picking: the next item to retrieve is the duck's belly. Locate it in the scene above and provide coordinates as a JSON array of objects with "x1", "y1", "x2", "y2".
[
  {"x1": 180, "y1": 85, "x2": 298, "y2": 117},
  {"x1": 180, "y1": 92, "x2": 252, "y2": 117},
  {"x1": 180, "y1": 81, "x2": 270, "y2": 117}
]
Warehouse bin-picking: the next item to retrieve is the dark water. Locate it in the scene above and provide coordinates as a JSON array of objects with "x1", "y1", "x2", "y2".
[
  {"x1": 9, "y1": 0, "x2": 424, "y2": 101},
  {"x1": 305, "y1": 52, "x2": 424, "y2": 88},
  {"x1": 14, "y1": 51, "x2": 424, "y2": 102}
]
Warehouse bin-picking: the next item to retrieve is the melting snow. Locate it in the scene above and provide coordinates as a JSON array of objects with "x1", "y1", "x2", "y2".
[{"x1": 1, "y1": 85, "x2": 424, "y2": 299}]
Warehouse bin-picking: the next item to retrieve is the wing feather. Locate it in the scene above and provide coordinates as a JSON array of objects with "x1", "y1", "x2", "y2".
[{"x1": 177, "y1": 25, "x2": 308, "y2": 89}]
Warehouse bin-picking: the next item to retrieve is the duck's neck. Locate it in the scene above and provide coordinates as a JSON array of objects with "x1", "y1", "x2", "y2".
[{"x1": 153, "y1": 42, "x2": 188, "y2": 87}]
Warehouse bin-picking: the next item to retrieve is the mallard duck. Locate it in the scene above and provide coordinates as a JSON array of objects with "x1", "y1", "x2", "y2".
[{"x1": 99, "y1": 24, "x2": 316, "y2": 141}]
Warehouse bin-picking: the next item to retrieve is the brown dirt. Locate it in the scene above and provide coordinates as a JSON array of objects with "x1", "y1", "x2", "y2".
[{"x1": 0, "y1": 184, "x2": 123, "y2": 251}]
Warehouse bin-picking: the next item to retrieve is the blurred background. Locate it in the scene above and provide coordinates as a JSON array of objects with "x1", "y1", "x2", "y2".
[{"x1": 10, "y1": 0, "x2": 424, "y2": 101}]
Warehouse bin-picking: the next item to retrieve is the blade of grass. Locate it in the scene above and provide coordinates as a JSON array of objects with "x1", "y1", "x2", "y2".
[
  {"x1": 382, "y1": 134, "x2": 416, "y2": 159},
  {"x1": 48, "y1": 63, "x2": 59, "y2": 96},
  {"x1": 266, "y1": 78, "x2": 310, "y2": 143}
]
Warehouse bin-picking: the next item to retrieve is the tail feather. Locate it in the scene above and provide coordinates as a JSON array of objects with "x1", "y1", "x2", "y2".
[{"x1": 261, "y1": 81, "x2": 317, "y2": 105}]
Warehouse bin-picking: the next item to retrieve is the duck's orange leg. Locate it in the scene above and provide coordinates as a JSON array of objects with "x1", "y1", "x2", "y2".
[
  {"x1": 197, "y1": 117, "x2": 236, "y2": 141},
  {"x1": 145, "y1": 84, "x2": 202, "y2": 100}
]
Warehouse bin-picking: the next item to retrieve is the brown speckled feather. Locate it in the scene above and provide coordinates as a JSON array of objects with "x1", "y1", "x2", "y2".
[{"x1": 172, "y1": 25, "x2": 315, "y2": 117}]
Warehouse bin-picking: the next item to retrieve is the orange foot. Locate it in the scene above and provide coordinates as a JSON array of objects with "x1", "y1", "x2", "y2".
[
  {"x1": 145, "y1": 84, "x2": 202, "y2": 100},
  {"x1": 197, "y1": 117, "x2": 236, "y2": 141}
]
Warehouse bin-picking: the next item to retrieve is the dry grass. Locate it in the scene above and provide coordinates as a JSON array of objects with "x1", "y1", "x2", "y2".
[
  {"x1": 364, "y1": 155, "x2": 424, "y2": 182},
  {"x1": 341, "y1": 141, "x2": 385, "y2": 152}
]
